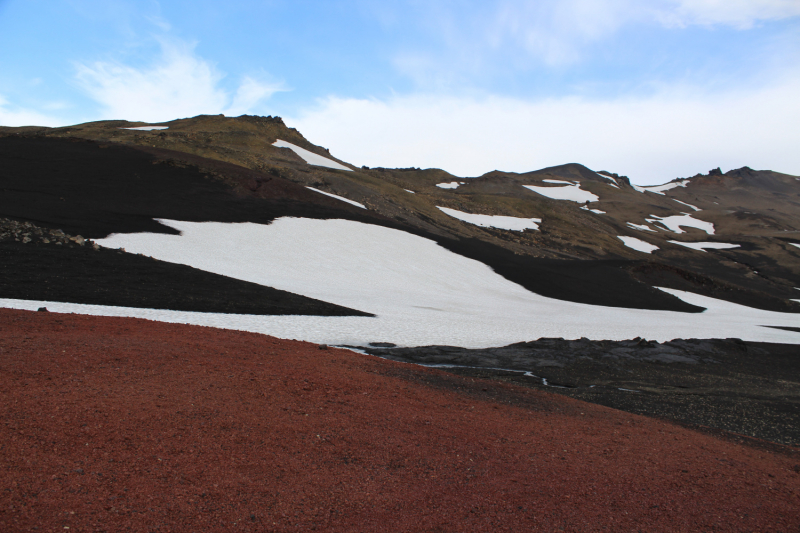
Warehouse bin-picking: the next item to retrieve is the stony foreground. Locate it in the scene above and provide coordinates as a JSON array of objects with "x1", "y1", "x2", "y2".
[{"x1": 1, "y1": 309, "x2": 798, "y2": 532}]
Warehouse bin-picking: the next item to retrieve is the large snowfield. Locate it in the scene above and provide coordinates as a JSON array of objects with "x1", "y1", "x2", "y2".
[{"x1": 3, "y1": 218, "x2": 798, "y2": 347}]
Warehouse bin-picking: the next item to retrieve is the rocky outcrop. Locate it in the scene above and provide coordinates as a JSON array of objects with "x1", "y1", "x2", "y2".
[{"x1": 0, "y1": 218, "x2": 99, "y2": 249}]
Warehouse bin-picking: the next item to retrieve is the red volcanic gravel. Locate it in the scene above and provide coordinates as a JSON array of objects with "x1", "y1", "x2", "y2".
[{"x1": 1, "y1": 309, "x2": 798, "y2": 532}]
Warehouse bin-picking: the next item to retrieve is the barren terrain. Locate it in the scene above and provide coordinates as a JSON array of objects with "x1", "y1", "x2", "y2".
[{"x1": 2, "y1": 309, "x2": 799, "y2": 532}]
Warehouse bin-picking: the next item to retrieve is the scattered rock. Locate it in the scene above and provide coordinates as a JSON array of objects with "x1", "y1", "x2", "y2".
[
  {"x1": 318, "y1": 344, "x2": 328, "y2": 350},
  {"x1": 37, "y1": 307, "x2": 48, "y2": 312},
  {"x1": 0, "y1": 218, "x2": 93, "y2": 248}
]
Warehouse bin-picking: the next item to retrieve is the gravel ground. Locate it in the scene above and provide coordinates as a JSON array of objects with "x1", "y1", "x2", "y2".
[{"x1": 1, "y1": 308, "x2": 798, "y2": 532}]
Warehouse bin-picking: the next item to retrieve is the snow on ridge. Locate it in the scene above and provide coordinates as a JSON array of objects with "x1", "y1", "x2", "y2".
[
  {"x1": 673, "y1": 199, "x2": 700, "y2": 211},
  {"x1": 646, "y1": 213, "x2": 714, "y2": 235},
  {"x1": 627, "y1": 222, "x2": 656, "y2": 232},
  {"x1": 120, "y1": 126, "x2": 169, "y2": 131},
  {"x1": 437, "y1": 206, "x2": 541, "y2": 231},
  {"x1": 618, "y1": 236, "x2": 659, "y2": 254},
  {"x1": 29, "y1": 217, "x2": 798, "y2": 347},
  {"x1": 668, "y1": 241, "x2": 740, "y2": 252},
  {"x1": 523, "y1": 182, "x2": 599, "y2": 203},
  {"x1": 306, "y1": 187, "x2": 366, "y2": 209},
  {"x1": 436, "y1": 181, "x2": 464, "y2": 189},
  {"x1": 273, "y1": 140, "x2": 352, "y2": 171},
  {"x1": 595, "y1": 173, "x2": 620, "y2": 188},
  {"x1": 632, "y1": 179, "x2": 690, "y2": 195}
]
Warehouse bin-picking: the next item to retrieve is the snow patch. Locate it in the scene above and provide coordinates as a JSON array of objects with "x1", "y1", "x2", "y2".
[
  {"x1": 436, "y1": 182, "x2": 461, "y2": 189},
  {"x1": 595, "y1": 173, "x2": 619, "y2": 188},
  {"x1": 273, "y1": 140, "x2": 352, "y2": 171},
  {"x1": 404, "y1": 189, "x2": 415, "y2": 194},
  {"x1": 627, "y1": 222, "x2": 656, "y2": 232},
  {"x1": 437, "y1": 207, "x2": 541, "y2": 231},
  {"x1": 120, "y1": 126, "x2": 169, "y2": 131},
  {"x1": 580, "y1": 206, "x2": 606, "y2": 215},
  {"x1": 790, "y1": 243, "x2": 800, "y2": 249},
  {"x1": 542, "y1": 179, "x2": 575, "y2": 185},
  {"x1": 1, "y1": 217, "x2": 796, "y2": 347},
  {"x1": 668, "y1": 241, "x2": 740, "y2": 252},
  {"x1": 631, "y1": 179, "x2": 690, "y2": 195},
  {"x1": 523, "y1": 182, "x2": 599, "y2": 203},
  {"x1": 646, "y1": 213, "x2": 714, "y2": 235},
  {"x1": 618, "y1": 236, "x2": 659, "y2": 254},
  {"x1": 305, "y1": 187, "x2": 366, "y2": 209},
  {"x1": 672, "y1": 199, "x2": 700, "y2": 211}
]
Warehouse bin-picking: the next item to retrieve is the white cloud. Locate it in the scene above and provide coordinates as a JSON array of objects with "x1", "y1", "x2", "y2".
[
  {"x1": 662, "y1": 0, "x2": 800, "y2": 28},
  {"x1": 287, "y1": 77, "x2": 800, "y2": 184},
  {"x1": 0, "y1": 95, "x2": 62, "y2": 127},
  {"x1": 74, "y1": 39, "x2": 284, "y2": 122}
]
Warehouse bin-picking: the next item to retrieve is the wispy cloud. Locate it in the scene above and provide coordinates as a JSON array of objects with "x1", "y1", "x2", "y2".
[
  {"x1": 388, "y1": 0, "x2": 800, "y2": 79},
  {"x1": 661, "y1": 0, "x2": 800, "y2": 28},
  {"x1": 288, "y1": 76, "x2": 800, "y2": 183},
  {"x1": 0, "y1": 95, "x2": 63, "y2": 127},
  {"x1": 74, "y1": 38, "x2": 285, "y2": 122}
]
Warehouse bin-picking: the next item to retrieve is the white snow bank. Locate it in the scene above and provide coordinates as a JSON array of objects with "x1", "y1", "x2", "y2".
[
  {"x1": 790, "y1": 243, "x2": 800, "y2": 249},
  {"x1": 120, "y1": 126, "x2": 169, "y2": 131},
  {"x1": 673, "y1": 199, "x2": 700, "y2": 211},
  {"x1": 3, "y1": 218, "x2": 798, "y2": 347},
  {"x1": 305, "y1": 187, "x2": 366, "y2": 209},
  {"x1": 632, "y1": 179, "x2": 690, "y2": 195},
  {"x1": 273, "y1": 140, "x2": 352, "y2": 171},
  {"x1": 437, "y1": 206, "x2": 541, "y2": 231},
  {"x1": 580, "y1": 206, "x2": 606, "y2": 215},
  {"x1": 404, "y1": 189, "x2": 415, "y2": 194},
  {"x1": 436, "y1": 182, "x2": 463, "y2": 189},
  {"x1": 627, "y1": 222, "x2": 656, "y2": 232},
  {"x1": 646, "y1": 213, "x2": 715, "y2": 235},
  {"x1": 668, "y1": 241, "x2": 740, "y2": 252},
  {"x1": 523, "y1": 182, "x2": 599, "y2": 203},
  {"x1": 618, "y1": 236, "x2": 659, "y2": 254}
]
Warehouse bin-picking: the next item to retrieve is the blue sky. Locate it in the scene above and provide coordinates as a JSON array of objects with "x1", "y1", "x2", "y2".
[{"x1": 1, "y1": 0, "x2": 799, "y2": 183}]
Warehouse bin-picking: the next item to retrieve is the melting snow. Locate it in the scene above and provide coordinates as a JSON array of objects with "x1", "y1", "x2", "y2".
[
  {"x1": 668, "y1": 241, "x2": 740, "y2": 252},
  {"x1": 618, "y1": 236, "x2": 659, "y2": 254},
  {"x1": 646, "y1": 214, "x2": 715, "y2": 235},
  {"x1": 273, "y1": 140, "x2": 352, "y2": 171},
  {"x1": 2, "y1": 218, "x2": 798, "y2": 347},
  {"x1": 437, "y1": 206, "x2": 541, "y2": 231},
  {"x1": 120, "y1": 126, "x2": 169, "y2": 131},
  {"x1": 673, "y1": 199, "x2": 700, "y2": 211},
  {"x1": 305, "y1": 187, "x2": 366, "y2": 209},
  {"x1": 523, "y1": 182, "x2": 599, "y2": 203},
  {"x1": 580, "y1": 206, "x2": 606, "y2": 215},
  {"x1": 436, "y1": 182, "x2": 462, "y2": 189},
  {"x1": 627, "y1": 222, "x2": 656, "y2": 232}
]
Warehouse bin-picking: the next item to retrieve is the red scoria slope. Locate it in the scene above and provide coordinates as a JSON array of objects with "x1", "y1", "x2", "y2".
[{"x1": 1, "y1": 309, "x2": 798, "y2": 532}]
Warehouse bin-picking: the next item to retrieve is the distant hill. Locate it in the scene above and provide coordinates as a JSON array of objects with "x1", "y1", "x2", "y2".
[{"x1": 1, "y1": 114, "x2": 799, "y2": 315}]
